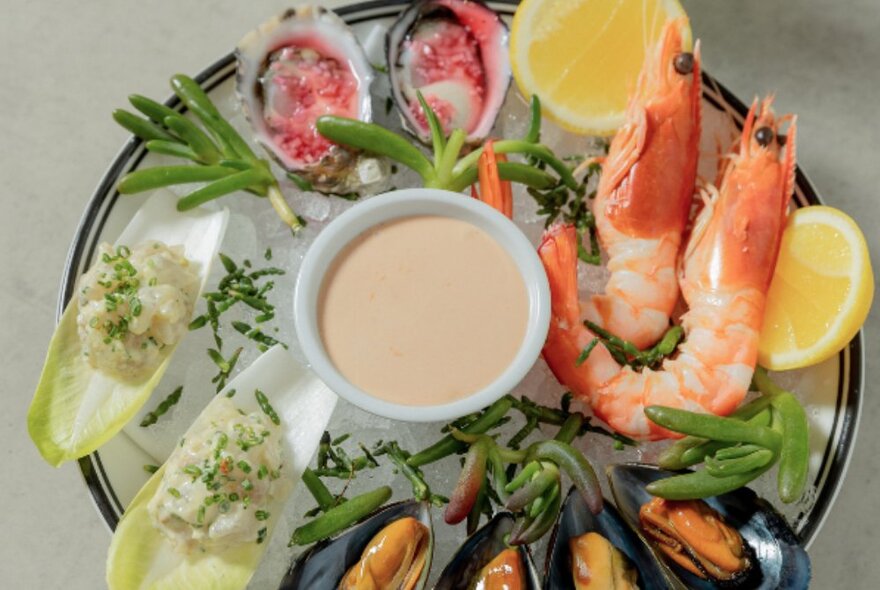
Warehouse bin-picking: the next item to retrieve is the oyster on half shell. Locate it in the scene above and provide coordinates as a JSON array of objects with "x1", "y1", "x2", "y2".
[
  {"x1": 237, "y1": 5, "x2": 382, "y2": 193},
  {"x1": 386, "y1": 0, "x2": 511, "y2": 145}
]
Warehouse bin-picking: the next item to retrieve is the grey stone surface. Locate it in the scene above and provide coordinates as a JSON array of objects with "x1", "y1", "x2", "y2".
[{"x1": 0, "y1": 0, "x2": 875, "y2": 587}]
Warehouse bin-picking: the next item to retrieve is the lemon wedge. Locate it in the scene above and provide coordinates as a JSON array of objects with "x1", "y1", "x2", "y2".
[
  {"x1": 758, "y1": 205, "x2": 874, "y2": 370},
  {"x1": 510, "y1": 0, "x2": 690, "y2": 135}
]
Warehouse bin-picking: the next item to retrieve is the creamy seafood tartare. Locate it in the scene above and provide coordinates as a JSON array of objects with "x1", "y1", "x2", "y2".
[
  {"x1": 76, "y1": 241, "x2": 199, "y2": 381},
  {"x1": 147, "y1": 396, "x2": 285, "y2": 551}
]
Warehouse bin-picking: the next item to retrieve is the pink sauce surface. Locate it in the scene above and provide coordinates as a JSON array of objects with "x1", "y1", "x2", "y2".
[
  {"x1": 263, "y1": 38, "x2": 359, "y2": 165},
  {"x1": 318, "y1": 215, "x2": 528, "y2": 406}
]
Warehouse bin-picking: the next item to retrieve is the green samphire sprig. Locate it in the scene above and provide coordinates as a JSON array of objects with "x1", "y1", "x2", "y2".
[
  {"x1": 113, "y1": 74, "x2": 303, "y2": 232},
  {"x1": 646, "y1": 367, "x2": 810, "y2": 504}
]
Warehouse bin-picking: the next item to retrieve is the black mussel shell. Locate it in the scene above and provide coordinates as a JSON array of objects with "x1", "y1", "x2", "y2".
[
  {"x1": 280, "y1": 500, "x2": 432, "y2": 589},
  {"x1": 608, "y1": 463, "x2": 811, "y2": 590},
  {"x1": 434, "y1": 512, "x2": 541, "y2": 590},
  {"x1": 546, "y1": 487, "x2": 669, "y2": 590}
]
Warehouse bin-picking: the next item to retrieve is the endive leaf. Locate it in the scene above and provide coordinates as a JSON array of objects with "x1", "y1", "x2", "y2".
[
  {"x1": 28, "y1": 305, "x2": 172, "y2": 466},
  {"x1": 106, "y1": 346, "x2": 337, "y2": 590},
  {"x1": 106, "y1": 466, "x2": 262, "y2": 590},
  {"x1": 27, "y1": 190, "x2": 228, "y2": 466}
]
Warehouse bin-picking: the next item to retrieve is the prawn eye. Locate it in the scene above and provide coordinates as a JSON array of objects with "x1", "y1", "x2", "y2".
[
  {"x1": 673, "y1": 52, "x2": 694, "y2": 75},
  {"x1": 755, "y1": 126, "x2": 774, "y2": 146}
]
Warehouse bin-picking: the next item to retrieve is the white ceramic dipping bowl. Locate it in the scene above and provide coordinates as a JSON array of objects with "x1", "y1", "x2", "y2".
[{"x1": 294, "y1": 188, "x2": 550, "y2": 422}]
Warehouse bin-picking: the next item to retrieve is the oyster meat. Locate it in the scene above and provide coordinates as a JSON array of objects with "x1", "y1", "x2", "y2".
[
  {"x1": 386, "y1": 0, "x2": 511, "y2": 144},
  {"x1": 237, "y1": 5, "x2": 378, "y2": 193}
]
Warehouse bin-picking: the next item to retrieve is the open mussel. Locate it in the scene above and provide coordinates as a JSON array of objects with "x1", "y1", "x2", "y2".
[
  {"x1": 434, "y1": 512, "x2": 541, "y2": 590},
  {"x1": 386, "y1": 0, "x2": 511, "y2": 145},
  {"x1": 280, "y1": 500, "x2": 433, "y2": 589},
  {"x1": 546, "y1": 488, "x2": 668, "y2": 590},
  {"x1": 237, "y1": 5, "x2": 381, "y2": 193},
  {"x1": 607, "y1": 463, "x2": 811, "y2": 590}
]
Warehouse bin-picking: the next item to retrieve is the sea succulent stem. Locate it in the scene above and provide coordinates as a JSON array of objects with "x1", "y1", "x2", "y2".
[
  {"x1": 554, "y1": 413, "x2": 584, "y2": 444},
  {"x1": 530, "y1": 440, "x2": 602, "y2": 514},
  {"x1": 445, "y1": 437, "x2": 491, "y2": 524},
  {"x1": 509, "y1": 487, "x2": 562, "y2": 545},
  {"x1": 435, "y1": 128, "x2": 467, "y2": 187},
  {"x1": 452, "y1": 140, "x2": 577, "y2": 189},
  {"x1": 301, "y1": 467, "x2": 335, "y2": 511},
  {"x1": 267, "y1": 183, "x2": 304, "y2": 232},
  {"x1": 407, "y1": 396, "x2": 513, "y2": 467},
  {"x1": 505, "y1": 462, "x2": 559, "y2": 512},
  {"x1": 645, "y1": 406, "x2": 782, "y2": 452}
]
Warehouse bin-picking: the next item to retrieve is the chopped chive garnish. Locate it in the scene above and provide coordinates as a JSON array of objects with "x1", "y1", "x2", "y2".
[
  {"x1": 255, "y1": 389, "x2": 281, "y2": 425},
  {"x1": 255, "y1": 510, "x2": 270, "y2": 521},
  {"x1": 168, "y1": 487, "x2": 181, "y2": 499},
  {"x1": 143, "y1": 464, "x2": 159, "y2": 474}
]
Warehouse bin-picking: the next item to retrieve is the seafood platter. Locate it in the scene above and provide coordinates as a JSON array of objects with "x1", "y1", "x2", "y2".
[{"x1": 27, "y1": 0, "x2": 872, "y2": 588}]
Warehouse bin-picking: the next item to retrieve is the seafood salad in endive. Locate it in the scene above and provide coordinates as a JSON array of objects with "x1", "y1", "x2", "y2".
[
  {"x1": 148, "y1": 396, "x2": 286, "y2": 551},
  {"x1": 77, "y1": 241, "x2": 199, "y2": 381},
  {"x1": 25, "y1": 1, "x2": 875, "y2": 589}
]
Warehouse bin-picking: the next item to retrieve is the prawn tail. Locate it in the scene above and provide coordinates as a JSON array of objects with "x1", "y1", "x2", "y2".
[{"x1": 539, "y1": 224, "x2": 581, "y2": 323}]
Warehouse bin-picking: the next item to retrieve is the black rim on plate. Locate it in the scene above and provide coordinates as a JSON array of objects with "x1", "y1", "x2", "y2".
[{"x1": 62, "y1": 0, "x2": 863, "y2": 548}]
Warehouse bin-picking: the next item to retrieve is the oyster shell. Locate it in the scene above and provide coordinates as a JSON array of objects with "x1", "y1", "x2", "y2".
[
  {"x1": 280, "y1": 500, "x2": 433, "y2": 589},
  {"x1": 546, "y1": 488, "x2": 668, "y2": 590},
  {"x1": 386, "y1": 0, "x2": 511, "y2": 145},
  {"x1": 434, "y1": 512, "x2": 541, "y2": 590},
  {"x1": 607, "y1": 463, "x2": 811, "y2": 590},
  {"x1": 236, "y1": 5, "x2": 380, "y2": 193}
]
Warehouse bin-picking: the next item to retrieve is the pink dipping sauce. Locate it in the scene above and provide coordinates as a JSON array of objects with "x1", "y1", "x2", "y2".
[{"x1": 318, "y1": 215, "x2": 528, "y2": 406}]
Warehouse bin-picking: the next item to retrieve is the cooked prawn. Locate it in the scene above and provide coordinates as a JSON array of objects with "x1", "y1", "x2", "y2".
[
  {"x1": 540, "y1": 98, "x2": 796, "y2": 439},
  {"x1": 584, "y1": 18, "x2": 701, "y2": 349}
]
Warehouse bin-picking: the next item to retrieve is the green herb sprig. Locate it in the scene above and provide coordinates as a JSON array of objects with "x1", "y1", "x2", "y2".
[
  {"x1": 189, "y1": 252, "x2": 287, "y2": 391},
  {"x1": 648, "y1": 367, "x2": 810, "y2": 504},
  {"x1": 113, "y1": 74, "x2": 302, "y2": 232},
  {"x1": 139, "y1": 386, "x2": 183, "y2": 427},
  {"x1": 582, "y1": 321, "x2": 684, "y2": 370},
  {"x1": 316, "y1": 93, "x2": 570, "y2": 197}
]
